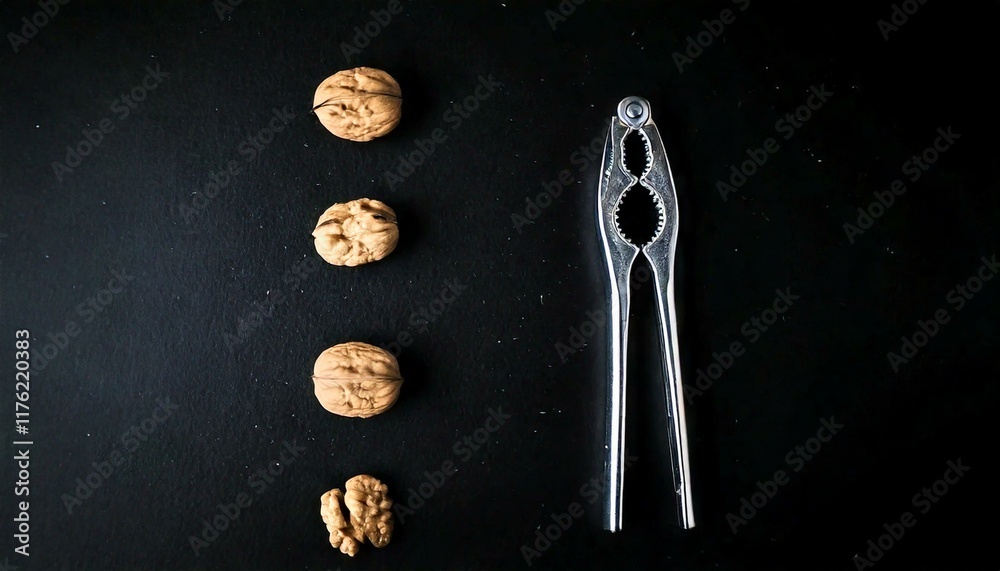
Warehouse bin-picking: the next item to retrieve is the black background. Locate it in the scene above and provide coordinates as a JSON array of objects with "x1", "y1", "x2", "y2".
[{"x1": 1, "y1": 2, "x2": 998, "y2": 570}]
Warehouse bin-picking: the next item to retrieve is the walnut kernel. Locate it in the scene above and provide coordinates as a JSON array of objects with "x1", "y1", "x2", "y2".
[
  {"x1": 320, "y1": 475, "x2": 395, "y2": 557},
  {"x1": 312, "y1": 342, "x2": 403, "y2": 418},
  {"x1": 312, "y1": 198, "x2": 399, "y2": 267},
  {"x1": 312, "y1": 67, "x2": 401, "y2": 142},
  {"x1": 320, "y1": 489, "x2": 363, "y2": 557},
  {"x1": 344, "y1": 475, "x2": 394, "y2": 548}
]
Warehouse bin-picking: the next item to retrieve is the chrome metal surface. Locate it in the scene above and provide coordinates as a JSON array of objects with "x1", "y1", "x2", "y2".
[{"x1": 597, "y1": 96, "x2": 695, "y2": 532}]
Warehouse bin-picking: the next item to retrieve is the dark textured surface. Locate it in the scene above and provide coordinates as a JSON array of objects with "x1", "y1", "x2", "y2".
[{"x1": 1, "y1": 2, "x2": 998, "y2": 570}]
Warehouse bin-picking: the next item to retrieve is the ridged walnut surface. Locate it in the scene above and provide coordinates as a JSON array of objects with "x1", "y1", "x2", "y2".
[
  {"x1": 320, "y1": 475, "x2": 395, "y2": 557},
  {"x1": 312, "y1": 342, "x2": 403, "y2": 418},
  {"x1": 312, "y1": 67, "x2": 401, "y2": 142},
  {"x1": 312, "y1": 198, "x2": 399, "y2": 267}
]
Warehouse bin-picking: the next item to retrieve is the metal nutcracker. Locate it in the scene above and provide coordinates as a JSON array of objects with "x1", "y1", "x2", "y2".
[{"x1": 597, "y1": 96, "x2": 695, "y2": 532}]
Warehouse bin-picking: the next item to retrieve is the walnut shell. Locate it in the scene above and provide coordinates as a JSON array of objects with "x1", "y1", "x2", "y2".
[
  {"x1": 312, "y1": 198, "x2": 399, "y2": 267},
  {"x1": 312, "y1": 67, "x2": 401, "y2": 142},
  {"x1": 312, "y1": 342, "x2": 403, "y2": 418},
  {"x1": 320, "y1": 475, "x2": 394, "y2": 557}
]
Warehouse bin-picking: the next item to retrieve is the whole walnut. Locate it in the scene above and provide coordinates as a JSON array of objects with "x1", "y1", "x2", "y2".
[
  {"x1": 312, "y1": 342, "x2": 403, "y2": 418},
  {"x1": 320, "y1": 475, "x2": 395, "y2": 557},
  {"x1": 312, "y1": 198, "x2": 399, "y2": 267},
  {"x1": 312, "y1": 67, "x2": 402, "y2": 142}
]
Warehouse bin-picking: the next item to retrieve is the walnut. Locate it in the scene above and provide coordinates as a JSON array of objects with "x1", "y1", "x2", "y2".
[
  {"x1": 312, "y1": 198, "x2": 399, "y2": 267},
  {"x1": 320, "y1": 489, "x2": 363, "y2": 557},
  {"x1": 312, "y1": 342, "x2": 403, "y2": 418},
  {"x1": 320, "y1": 475, "x2": 395, "y2": 557},
  {"x1": 312, "y1": 67, "x2": 402, "y2": 142},
  {"x1": 344, "y1": 475, "x2": 394, "y2": 548}
]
